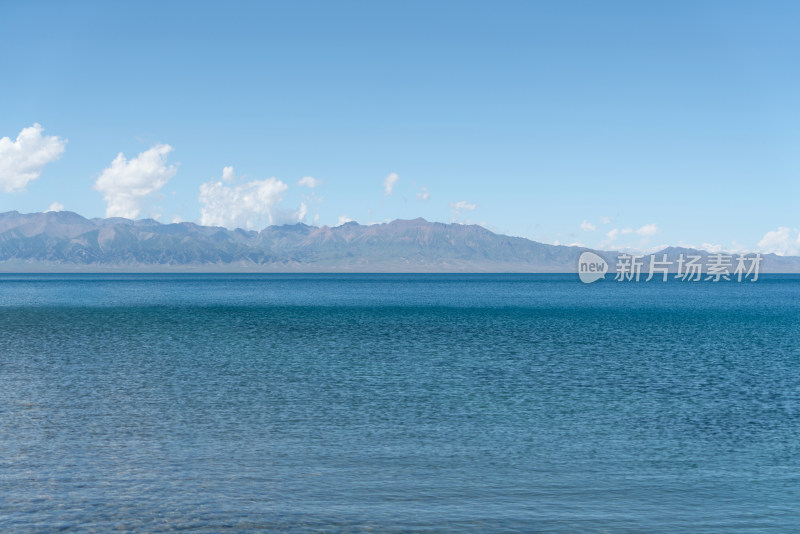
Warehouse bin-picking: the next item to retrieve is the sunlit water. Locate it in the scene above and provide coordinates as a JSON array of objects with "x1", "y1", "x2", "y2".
[{"x1": 2, "y1": 274, "x2": 799, "y2": 532}]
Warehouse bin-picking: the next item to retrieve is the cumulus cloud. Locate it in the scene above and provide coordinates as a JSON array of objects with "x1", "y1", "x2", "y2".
[
  {"x1": 94, "y1": 144, "x2": 177, "y2": 219},
  {"x1": 668, "y1": 241, "x2": 750, "y2": 255},
  {"x1": 450, "y1": 200, "x2": 477, "y2": 213},
  {"x1": 758, "y1": 227, "x2": 800, "y2": 256},
  {"x1": 199, "y1": 167, "x2": 289, "y2": 230},
  {"x1": 636, "y1": 223, "x2": 658, "y2": 237},
  {"x1": 383, "y1": 172, "x2": 399, "y2": 196},
  {"x1": 298, "y1": 176, "x2": 320, "y2": 188},
  {"x1": 605, "y1": 224, "x2": 658, "y2": 247},
  {"x1": 449, "y1": 200, "x2": 477, "y2": 223},
  {"x1": 296, "y1": 202, "x2": 308, "y2": 222},
  {"x1": 601, "y1": 216, "x2": 613, "y2": 225},
  {"x1": 294, "y1": 176, "x2": 323, "y2": 226},
  {"x1": 221, "y1": 166, "x2": 235, "y2": 182},
  {"x1": 271, "y1": 202, "x2": 309, "y2": 226},
  {"x1": 46, "y1": 201, "x2": 64, "y2": 212},
  {"x1": 416, "y1": 186, "x2": 430, "y2": 200},
  {"x1": 700, "y1": 243, "x2": 725, "y2": 253},
  {"x1": 0, "y1": 123, "x2": 67, "y2": 193},
  {"x1": 580, "y1": 220, "x2": 596, "y2": 231},
  {"x1": 336, "y1": 215, "x2": 353, "y2": 226}
]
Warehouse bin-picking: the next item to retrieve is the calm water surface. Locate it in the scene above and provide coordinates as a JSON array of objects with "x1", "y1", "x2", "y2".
[{"x1": 1, "y1": 274, "x2": 799, "y2": 532}]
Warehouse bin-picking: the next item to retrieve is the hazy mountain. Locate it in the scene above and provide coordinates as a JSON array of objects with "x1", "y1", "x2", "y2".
[{"x1": 0, "y1": 211, "x2": 798, "y2": 273}]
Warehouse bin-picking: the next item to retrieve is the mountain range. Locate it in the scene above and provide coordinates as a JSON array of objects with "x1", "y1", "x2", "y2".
[{"x1": 0, "y1": 210, "x2": 798, "y2": 273}]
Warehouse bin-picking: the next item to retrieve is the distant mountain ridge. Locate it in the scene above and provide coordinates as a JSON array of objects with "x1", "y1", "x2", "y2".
[{"x1": 0, "y1": 211, "x2": 798, "y2": 273}]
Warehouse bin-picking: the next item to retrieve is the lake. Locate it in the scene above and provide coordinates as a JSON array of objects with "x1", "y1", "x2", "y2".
[{"x1": 2, "y1": 274, "x2": 799, "y2": 532}]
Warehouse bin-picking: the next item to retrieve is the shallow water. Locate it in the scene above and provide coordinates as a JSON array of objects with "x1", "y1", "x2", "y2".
[{"x1": 2, "y1": 274, "x2": 799, "y2": 532}]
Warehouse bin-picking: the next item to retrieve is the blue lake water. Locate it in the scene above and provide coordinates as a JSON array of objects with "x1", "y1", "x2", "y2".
[{"x1": 1, "y1": 274, "x2": 799, "y2": 532}]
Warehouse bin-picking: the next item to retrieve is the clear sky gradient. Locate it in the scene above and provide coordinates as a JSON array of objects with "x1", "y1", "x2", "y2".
[{"x1": 2, "y1": 1, "x2": 799, "y2": 253}]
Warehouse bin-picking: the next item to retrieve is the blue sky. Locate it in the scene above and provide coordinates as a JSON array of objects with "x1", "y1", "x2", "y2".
[{"x1": 1, "y1": 1, "x2": 799, "y2": 254}]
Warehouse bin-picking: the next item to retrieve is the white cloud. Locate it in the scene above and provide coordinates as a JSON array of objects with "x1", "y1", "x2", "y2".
[
  {"x1": 636, "y1": 223, "x2": 658, "y2": 237},
  {"x1": 221, "y1": 166, "x2": 235, "y2": 182},
  {"x1": 336, "y1": 215, "x2": 353, "y2": 226},
  {"x1": 758, "y1": 227, "x2": 800, "y2": 256},
  {"x1": 449, "y1": 200, "x2": 477, "y2": 223},
  {"x1": 450, "y1": 200, "x2": 477, "y2": 212},
  {"x1": 616, "y1": 243, "x2": 673, "y2": 255},
  {"x1": 296, "y1": 176, "x2": 323, "y2": 226},
  {"x1": 601, "y1": 216, "x2": 613, "y2": 225},
  {"x1": 298, "y1": 176, "x2": 320, "y2": 188},
  {"x1": 700, "y1": 243, "x2": 725, "y2": 253},
  {"x1": 172, "y1": 215, "x2": 184, "y2": 223},
  {"x1": 383, "y1": 172, "x2": 399, "y2": 196},
  {"x1": 603, "y1": 224, "x2": 659, "y2": 249},
  {"x1": 46, "y1": 201, "x2": 64, "y2": 212},
  {"x1": 417, "y1": 186, "x2": 430, "y2": 201},
  {"x1": 272, "y1": 202, "x2": 309, "y2": 225},
  {"x1": 199, "y1": 168, "x2": 289, "y2": 230},
  {"x1": 296, "y1": 202, "x2": 307, "y2": 222},
  {"x1": 0, "y1": 123, "x2": 66, "y2": 193},
  {"x1": 94, "y1": 144, "x2": 177, "y2": 219},
  {"x1": 671, "y1": 241, "x2": 750, "y2": 255},
  {"x1": 580, "y1": 220, "x2": 596, "y2": 231}
]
